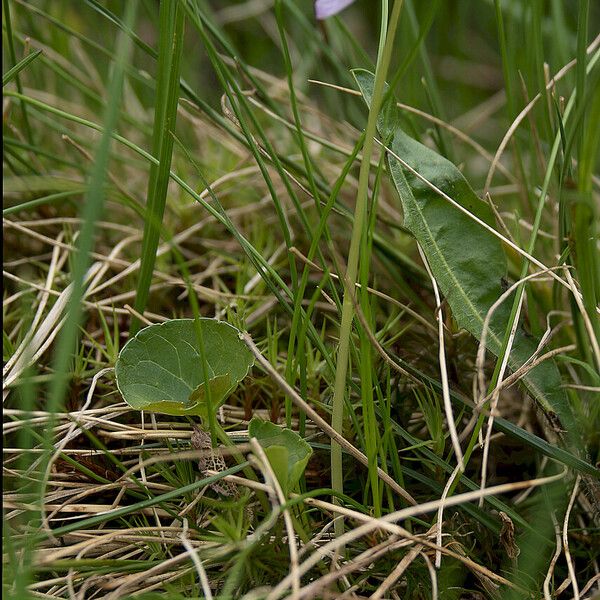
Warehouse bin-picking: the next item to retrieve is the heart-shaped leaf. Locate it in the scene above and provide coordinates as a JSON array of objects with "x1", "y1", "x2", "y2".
[
  {"x1": 248, "y1": 418, "x2": 312, "y2": 495},
  {"x1": 352, "y1": 69, "x2": 574, "y2": 432},
  {"x1": 115, "y1": 318, "x2": 253, "y2": 417}
]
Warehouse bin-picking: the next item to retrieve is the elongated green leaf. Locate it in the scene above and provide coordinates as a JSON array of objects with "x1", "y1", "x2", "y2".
[
  {"x1": 115, "y1": 319, "x2": 253, "y2": 417},
  {"x1": 2, "y1": 49, "x2": 42, "y2": 87},
  {"x1": 131, "y1": 0, "x2": 185, "y2": 335},
  {"x1": 353, "y1": 69, "x2": 574, "y2": 431},
  {"x1": 248, "y1": 418, "x2": 312, "y2": 495}
]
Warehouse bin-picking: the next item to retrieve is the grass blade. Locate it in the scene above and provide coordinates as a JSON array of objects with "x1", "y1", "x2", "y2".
[
  {"x1": 131, "y1": 0, "x2": 185, "y2": 334},
  {"x1": 45, "y1": 1, "x2": 138, "y2": 422},
  {"x1": 2, "y1": 48, "x2": 42, "y2": 87}
]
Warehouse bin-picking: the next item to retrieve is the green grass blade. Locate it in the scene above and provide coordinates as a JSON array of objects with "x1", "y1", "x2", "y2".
[
  {"x1": 3, "y1": 189, "x2": 84, "y2": 216},
  {"x1": 2, "y1": 48, "x2": 42, "y2": 87},
  {"x1": 45, "y1": 1, "x2": 138, "y2": 418},
  {"x1": 131, "y1": 0, "x2": 185, "y2": 333},
  {"x1": 2, "y1": 0, "x2": 33, "y2": 142},
  {"x1": 330, "y1": 0, "x2": 404, "y2": 537}
]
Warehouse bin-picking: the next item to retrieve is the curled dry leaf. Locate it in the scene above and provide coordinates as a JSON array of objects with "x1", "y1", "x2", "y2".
[
  {"x1": 191, "y1": 424, "x2": 238, "y2": 497},
  {"x1": 499, "y1": 511, "x2": 520, "y2": 560}
]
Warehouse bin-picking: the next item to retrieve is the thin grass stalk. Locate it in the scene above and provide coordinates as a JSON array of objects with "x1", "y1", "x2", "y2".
[
  {"x1": 2, "y1": 0, "x2": 33, "y2": 143},
  {"x1": 573, "y1": 92, "x2": 600, "y2": 357},
  {"x1": 282, "y1": 0, "x2": 372, "y2": 124},
  {"x1": 493, "y1": 0, "x2": 533, "y2": 214},
  {"x1": 575, "y1": 0, "x2": 589, "y2": 149},
  {"x1": 531, "y1": 0, "x2": 553, "y2": 143},
  {"x1": 5, "y1": 358, "x2": 38, "y2": 596},
  {"x1": 383, "y1": 0, "x2": 439, "y2": 105},
  {"x1": 358, "y1": 154, "x2": 387, "y2": 516},
  {"x1": 275, "y1": 0, "x2": 328, "y2": 428},
  {"x1": 280, "y1": 133, "x2": 366, "y2": 447},
  {"x1": 269, "y1": 7, "x2": 355, "y2": 440},
  {"x1": 189, "y1": 3, "x2": 285, "y2": 119},
  {"x1": 190, "y1": 315, "x2": 218, "y2": 450},
  {"x1": 185, "y1": 2, "x2": 300, "y2": 293},
  {"x1": 11, "y1": 0, "x2": 150, "y2": 86},
  {"x1": 330, "y1": 0, "x2": 403, "y2": 537},
  {"x1": 574, "y1": 0, "x2": 600, "y2": 352},
  {"x1": 83, "y1": 0, "x2": 156, "y2": 56},
  {"x1": 404, "y1": 0, "x2": 451, "y2": 160},
  {"x1": 3, "y1": 189, "x2": 85, "y2": 216},
  {"x1": 44, "y1": 0, "x2": 137, "y2": 450},
  {"x1": 2, "y1": 49, "x2": 42, "y2": 87},
  {"x1": 131, "y1": 0, "x2": 185, "y2": 334}
]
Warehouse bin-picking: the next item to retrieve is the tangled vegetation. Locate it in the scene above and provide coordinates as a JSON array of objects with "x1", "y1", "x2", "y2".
[{"x1": 3, "y1": 1, "x2": 600, "y2": 598}]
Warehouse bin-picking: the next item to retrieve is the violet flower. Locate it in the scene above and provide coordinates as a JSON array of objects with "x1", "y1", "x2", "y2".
[{"x1": 315, "y1": 0, "x2": 356, "y2": 20}]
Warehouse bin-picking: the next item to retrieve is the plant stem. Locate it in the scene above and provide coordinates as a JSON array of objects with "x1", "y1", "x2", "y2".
[
  {"x1": 330, "y1": 0, "x2": 403, "y2": 539},
  {"x1": 2, "y1": 0, "x2": 34, "y2": 144},
  {"x1": 131, "y1": 0, "x2": 185, "y2": 334}
]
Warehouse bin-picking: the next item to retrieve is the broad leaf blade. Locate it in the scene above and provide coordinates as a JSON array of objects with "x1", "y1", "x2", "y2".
[
  {"x1": 115, "y1": 318, "x2": 253, "y2": 417},
  {"x1": 353, "y1": 69, "x2": 573, "y2": 431}
]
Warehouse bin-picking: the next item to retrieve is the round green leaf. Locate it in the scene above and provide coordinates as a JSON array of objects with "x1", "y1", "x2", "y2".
[
  {"x1": 115, "y1": 318, "x2": 253, "y2": 416},
  {"x1": 248, "y1": 418, "x2": 313, "y2": 494}
]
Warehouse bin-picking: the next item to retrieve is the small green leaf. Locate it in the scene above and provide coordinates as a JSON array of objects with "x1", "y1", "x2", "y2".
[
  {"x1": 115, "y1": 318, "x2": 253, "y2": 417},
  {"x1": 248, "y1": 418, "x2": 312, "y2": 495},
  {"x1": 353, "y1": 69, "x2": 574, "y2": 431},
  {"x1": 263, "y1": 446, "x2": 291, "y2": 493}
]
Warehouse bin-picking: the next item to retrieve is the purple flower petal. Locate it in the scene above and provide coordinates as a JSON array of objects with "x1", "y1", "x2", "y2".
[{"x1": 315, "y1": 0, "x2": 356, "y2": 20}]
